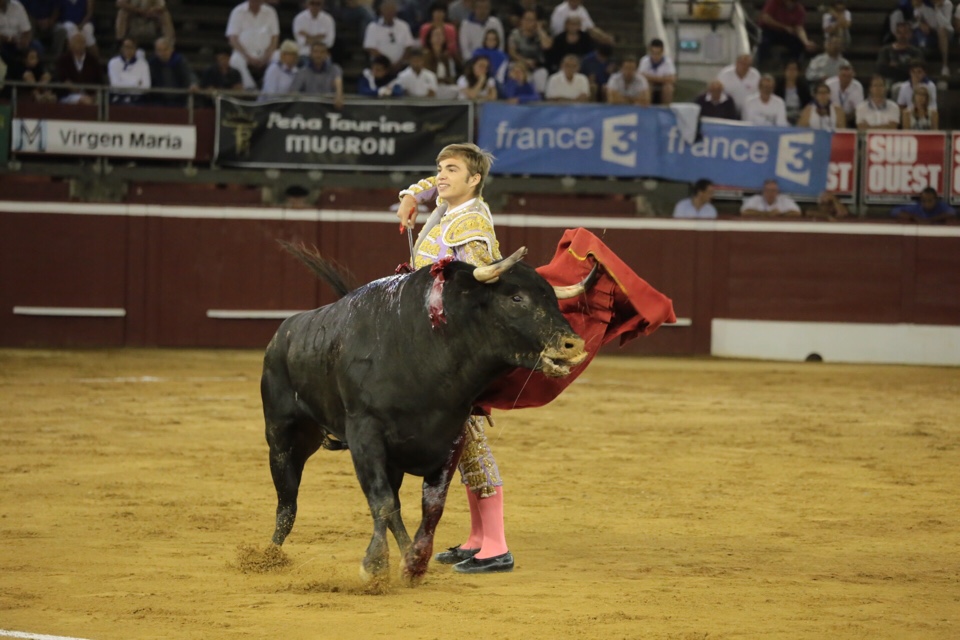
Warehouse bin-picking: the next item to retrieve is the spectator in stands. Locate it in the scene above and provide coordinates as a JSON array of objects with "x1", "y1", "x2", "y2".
[
  {"x1": 545, "y1": 15, "x2": 593, "y2": 73},
  {"x1": 891, "y1": 0, "x2": 951, "y2": 76},
  {"x1": 878, "y1": 20, "x2": 923, "y2": 84},
  {"x1": 0, "y1": 53, "x2": 5, "y2": 85},
  {"x1": 798, "y1": 81, "x2": 846, "y2": 130},
  {"x1": 741, "y1": 179, "x2": 802, "y2": 216},
  {"x1": 606, "y1": 55, "x2": 649, "y2": 105},
  {"x1": 499, "y1": 60, "x2": 540, "y2": 102},
  {"x1": 902, "y1": 83, "x2": 938, "y2": 128},
  {"x1": 457, "y1": 53, "x2": 497, "y2": 100},
  {"x1": 447, "y1": 0, "x2": 472, "y2": 25},
  {"x1": 358, "y1": 53, "x2": 403, "y2": 96},
  {"x1": 810, "y1": 191, "x2": 849, "y2": 219},
  {"x1": 805, "y1": 35, "x2": 848, "y2": 82},
  {"x1": 293, "y1": 0, "x2": 336, "y2": 59},
  {"x1": 826, "y1": 61, "x2": 863, "y2": 125},
  {"x1": 21, "y1": 44, "x2": 55, "y2": 101},
  {"x1": 896, "y1": 58, "x2": 938, "y2": 110},
  {"x1": 332, "y1": 0, "x2": 374, "y2": 41},
  {"x1": 115, "y1": 0, "x2": 174, "y2": 46},
  {"x1": 639, "y1": 38, "x2": 675, "y2": 104},
  {"x1": 742, "y1": 74, "x2": 788, "y2": 126},
  {"x1": 21, "y1": 0, "x2": 57, "y2": 49},
  {"x1": 396, "y1": 46, "x2": 438, "y2": 96},
  {"x1": 200, "y1": 48, "x2": 244, "y2": 92},
  {"x1": 424, "y1": 23, "x2": 460, "y2": 98},
  {"x1": 108, "y1": 37, "x2": 150, "y2": 103},
  {"x1": 260, "y1": 39, "x2": 300, "y2": 98},
  {"x1": 507, "y1": 8, "x2": 551, "y2": 93},
  {"x1": 756, "y1": 0, "x2": 816, "y2": 66},
  {"x1": 418, "y1": 2, "x2": 458, "y2": 57},
  {"x1": 775, "y1": 59, "x2": 811, "y2": 125},
  {"x1": 695, "y1": 80, "x2": 738, "y2": 119},
  {"x1": 1, "y1": 0, "x2": 32, "y2": 70},
  {"x1": 470, "y1": 28, "x2": 508, "y2": 81},
  {"x1": 821, "y1": 0, "x2": 851, "y2": 47},
  {"x1": 290, "y1": 41, "x2": 344, "y2": 105},
  {"x1": 672, "y1": 178, "x2": 718, "y2": 219},
  {"x1": 855, "y1": 74, "x2": 901, "y2": 129},
  {"x1": 363, "y1": 0, "x2": 415, "y2": 73},
  {"x1": 548, "y1": 0, "x2": 612, "y2": 45},
  {"x1": 717, "y1": 53, "x2": 760, "y2": 115},
  {"x1": 148, "y1": 36, "x2": 196, "y2": 106},
  {"x1": 56, "y1": 0, "x2": 95, "y2": 55},
  {"x1": 227, "y1": 0, "x2": 280, "y2": 90},
  {"x1": 508, "y1": 0, "x2": 548, "y2": 30},
  {"x1": 56, "y1": 31, "x2": 102, "y2": 103},
  {"x1": 545, "y1": 52, "x2": 588, "y2": 101},
  {"x1": 459, "y1": 0, "x2": 503, "y2": 62},
  {"x1": 579, "y1": 41, "x2": 611, "y2": 100},
  {"x1": 891, "y1": 187, "x2": 956, "y2": 222}
]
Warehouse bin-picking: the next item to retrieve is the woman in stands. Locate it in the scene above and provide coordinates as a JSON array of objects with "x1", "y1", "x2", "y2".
[
  {"x1": 902, "y1": 84, "x2": 938, "y2": 130},
  {"x1": 457, "y1": 55, "x2": 497, "y2": 101},
  {"x1": 470, "y1": 29, "x2": 509, "y2": 83},
  {"x1": 798, "y1": 81, "x2": 846, "y2": 130},
  {"x1": 774, "y1": 59, "x2": 811, "y2": 126},
  {"x1": 424, "y1": 25, "x2": 461, "y2": 99}
]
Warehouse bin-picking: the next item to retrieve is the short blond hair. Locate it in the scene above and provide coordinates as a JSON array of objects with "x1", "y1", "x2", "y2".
[{"x1": 437, "y1": 143, "x2": 495, "y2": 197}]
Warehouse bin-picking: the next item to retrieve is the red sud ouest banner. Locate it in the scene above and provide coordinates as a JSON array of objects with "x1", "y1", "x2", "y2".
[{"x1": 863, "y1": 131, "x2": 946, "y2": 204}]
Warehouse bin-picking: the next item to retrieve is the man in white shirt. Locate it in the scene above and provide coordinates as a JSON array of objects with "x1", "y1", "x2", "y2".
[
  {"x1": 896, "y1": 59, "x2": 939, "y2": 110},
  {"x1": 639, "y1": 38, "x2": 676, "y2": 104},
  {"x1": 716, "y1": 53, "x2": 760, "y2": 115},
  {"x1": 805, "y1": 35, "x2": 849, "y2": 82},
  {"x1": 226, "y1": 0, "x2": 280, "y2": 89},
  {"x1": 108, "y1": 37, "x2": 150, "y2": 103},
  {"x1": 606, "y1": 55, "x2": 649, "y2": 105},
  {"x1": 742, "y1": 74, "x2": 788, "y2": 127},
  {"x1": 458, "y1": 0, "x2": 503, "y2": 59},
  {"x1": 260, "y1": 39, "x2": 300, "y2": 98},
  {"x1": 396, "y1": 47, "x2": 438, "y2": 97},
  {"x1": 673, "y1": 179, "x2": 718, "y2": 219},
  {"x1": 363, "y1": 0, "x2": 415, "y2": 71},
  {"x1": 548, "y1": 0, "x2": 613, "y2": 43},
  {"x1": 292, "y1": 0, "x2": 336, "y2": 58},
  {"x1": 856, "y1": 74, "x2": 902, "y2": 129},
  {"x1": 825, "y1": 61, "x2": 863, "y2": 124},
  {"x1": 545, "y1": 53, "x2": 589, "y2": 101},
  {"x1": 741, "y1": 179, "x2": 802, "y2": 216}
]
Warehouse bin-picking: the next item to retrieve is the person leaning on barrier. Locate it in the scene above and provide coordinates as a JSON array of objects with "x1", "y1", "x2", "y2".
[
  {"x1": 605, "y1": 54, "x2": 649, "y2": 106},
  {"x1": 809, "y1": 191, "x2": 849, "y2": 220},
  {"x1": 107, "y1": 37, "x2": 150, "y2": 104},
  {"x1": 695, "y1": 80, "x2": 739, "y2": 120},
  {"x1": 741, "y1": 73, "x2": 789, "y2": 127},
  {"x1": 289, "y1": 41, "x2": 343, "y2": 106},
  {"x1": 891, "y1": 187, "x2": 957, "y2": 223},
  {"x1": 545, "y1": 52, "x2": 589, "y2": 102},
  {"x1": 357, "y1": 52, "x2": 402, "y2": 97},
  {"x1": 55, "y1": 31, "x2": 103, "y2": 104},
  {"x1": 147, "y1": 36, "x2": 197, "y2": 106},
  {"x1": 260, "y1": 38, "x2": 300, "y2": 99},
  {"x1": 741, "y1": 179, "x2": 803, "y2": 217},
  {"x1": 396, "y1": 46, "x2": 439, "y2": 97},
  {"x1": 200, "y1": 48, "x2": 243, "y2": 92},
  {"x1": 673, "y1": 179, "x2": 718, "y2": 219}
]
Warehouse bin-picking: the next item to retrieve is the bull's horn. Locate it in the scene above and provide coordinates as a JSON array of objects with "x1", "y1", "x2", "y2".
[
  {"x1": 473, "y1": 247, "x2": 528, "y2": 283},
  {"x1": 553, "y1": 262, "x2": 600, "y2": 300}
]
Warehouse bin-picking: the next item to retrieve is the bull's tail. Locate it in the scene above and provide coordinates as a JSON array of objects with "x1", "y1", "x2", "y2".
[{"x1": 278, "y1": 240, "x2": 352, "y2": 298}]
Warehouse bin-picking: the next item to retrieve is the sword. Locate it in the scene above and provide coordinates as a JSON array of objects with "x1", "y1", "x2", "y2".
[{"x1": 399, "y1": 219, "x2": 415, "y2": 269}]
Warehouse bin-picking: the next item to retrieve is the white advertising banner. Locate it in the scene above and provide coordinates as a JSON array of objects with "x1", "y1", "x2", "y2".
[{"x1": 12, "y1": 119, "x2": 197, "y2": 159}]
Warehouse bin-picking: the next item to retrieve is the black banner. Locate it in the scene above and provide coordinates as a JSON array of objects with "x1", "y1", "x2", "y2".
[{"x1": 215, "y1": 97, "x2": 473, "y2": 170}]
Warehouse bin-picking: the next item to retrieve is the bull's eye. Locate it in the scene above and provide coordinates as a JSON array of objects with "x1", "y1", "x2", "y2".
[{"x1": 511, "y1": 295, "x2": 523, "y2": 303}]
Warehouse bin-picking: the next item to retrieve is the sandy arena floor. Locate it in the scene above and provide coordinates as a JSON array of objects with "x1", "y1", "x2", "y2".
[{"x1": 0, "y1": 349, "x2": 957, "y2": 640}]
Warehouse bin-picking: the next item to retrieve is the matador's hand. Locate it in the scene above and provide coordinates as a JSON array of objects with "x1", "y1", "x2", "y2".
[{"x1": 398, "y1": 194, "x2": 418, "y2": 229}]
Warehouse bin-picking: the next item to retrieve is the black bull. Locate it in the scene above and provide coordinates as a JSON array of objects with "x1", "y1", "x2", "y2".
[{"x1": 261, "y1": 245, "x2": 591, "y2": 584}]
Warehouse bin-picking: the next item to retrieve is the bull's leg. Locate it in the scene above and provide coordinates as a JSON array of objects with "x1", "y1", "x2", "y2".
[
  {"x1": 385, "y1": 466, "x2": 412, "y2": 555},
  {"x1": 401, "y1": 432, "x2": 465, "y2": 585},
  {"x1": 267, "y1": 422, "x2": 322, "y2": 545},
  {"x1": 348, "y1": 423, "x2": 397, "y2": 581}
]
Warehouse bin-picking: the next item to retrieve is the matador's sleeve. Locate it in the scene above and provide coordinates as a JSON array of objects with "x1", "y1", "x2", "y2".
[
  {"x1": 399, "y1": 175, "x2": 441, "y2": 206},
  {"x1": 443, "y1": 212, "x2": 500, "y2": 267}
]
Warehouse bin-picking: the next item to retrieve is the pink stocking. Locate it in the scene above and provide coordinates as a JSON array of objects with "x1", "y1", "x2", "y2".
[
  {"x1": 460, "y1": 485, "x2": 483, "y2": 550},
  {"x1": 475, "y1": 487, "x2": 508, "y2": 559}
]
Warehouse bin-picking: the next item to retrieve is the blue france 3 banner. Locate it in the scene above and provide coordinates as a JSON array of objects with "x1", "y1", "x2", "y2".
[{"x1": 478, "y1": 103, "x2": 832, "y2": 196}]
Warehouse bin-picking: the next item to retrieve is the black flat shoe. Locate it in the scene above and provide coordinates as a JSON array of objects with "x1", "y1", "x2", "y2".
[
  {"x1": 435, "y1": 546, "x2": 480, "y2": 565},
  {"x1": 452, "y1": 551, "x2": 514, "y2": 574}
]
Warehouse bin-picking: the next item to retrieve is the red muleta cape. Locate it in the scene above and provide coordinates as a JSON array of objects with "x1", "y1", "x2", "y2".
[{"x1": 477, "y1": 227, "x2": 677, "y2": 411}]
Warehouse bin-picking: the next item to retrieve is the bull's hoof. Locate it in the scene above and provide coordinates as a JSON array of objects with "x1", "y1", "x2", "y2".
[
  {"x1": 453, "y1": 551, "x2": 514, "y2": 574},
  {"x1": 435, "y1": 546, "x2": 479, "y2": 565}
]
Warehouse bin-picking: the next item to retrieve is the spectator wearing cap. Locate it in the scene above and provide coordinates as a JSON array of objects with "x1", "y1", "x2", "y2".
[
  {"x1": 775, "y1": 59, "x2": 811, "y2": 125},
  {"x1": 855, "y1": 74, "x2": 901, "y2": 130},
  {"x1": 579, "y1": 41, "x2": 613, "y2": 100},
  {"x1": 716, "y1": 53, "x2": 760, "y2": 114},
  {"x1": 260, "y1": 38, "x2": 300, "y2": 98},
  {"x1": 507, "y1": 8, "x2": 551, "y2": 93},
  {"x1": 290, "y1": 41, "x2": 343, "y2": 105},
  {"x1": 107, "y1": 37, "x2": 150, "y2": 103},
  {"x1": 396, "y1": 46, "x2": 438, "y2": 96},
  {"x1": 673, "y1": 179, "x2": 718, "y2": 219},
  {"x1": 545, "y1": 52, "x2": 589, "y2": 101},
  {"x1": 358, "y1": 53, "x2": 403, "y2": 97},
  {"x1": 805, "y1": 35, "x2": 849, "y2": 82},
  {"x1": 822, "y1": 0, "x2": 851, "y2": 47},
  {"x1": 292, "y1": 0, "x2": 335, "y2": 59},
  {"x1": 878, "y1": 21, "x2": 923, "y2": 84},
  {"x1": 639, "y1": 38, "x2": 675, "y2": 104},
  {"x1": 548, "y1": 0, "x2": 612, "y2": 44},
  {"x1": 756, "y1": 0, "x2": 816, "y2": 65},
  {"x1": 459, "y1": 0, "x2": 503, "y2": 62},
  {"x1": 825, "y1": 61, "x2": 863, "y2": 124},
  {"x1": 363, "y1": 0, "x2": 415, "y2": 73},
  {"x1": 606, "y1": 55, "x2": 649, "y2": 105},
  {"x1": 695, "y1": 80, "x2": 739, "y2": 120},
  {"x1": 896, "y1": 59, "x2": 938, "y2": 110},
  {"x1": 226, "y1": 0, "x2": 280, "y2": 89},
  {"x1": 891, "y1": 186, "x2": 956, "y2": 222},
  {"x1": 418, "y1": 2, "x2": 458, "y2": 57},
  {"x1": 742, "y1": 73, "x2": 788, "y2": 126}
]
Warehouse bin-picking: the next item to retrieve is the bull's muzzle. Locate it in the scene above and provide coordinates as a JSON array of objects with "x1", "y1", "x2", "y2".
[{"x1": 539, "y1": 334, "x2": 588, "y2": 377}]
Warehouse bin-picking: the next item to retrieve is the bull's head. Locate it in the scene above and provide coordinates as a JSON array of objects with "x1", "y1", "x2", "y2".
[{"x1": 458, "y1": 247, "x2": 590, "y2": 378}]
